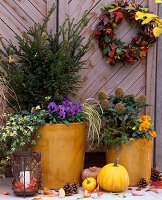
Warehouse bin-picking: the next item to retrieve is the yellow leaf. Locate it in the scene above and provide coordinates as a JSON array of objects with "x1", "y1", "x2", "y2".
[
  {"x1": 135, "y1": 11, "x2": 146, "y2": 20},
  {"x1": 106, "y1": 58, "x2": 112, "y2": 64},
  {"x1": 9, "y1": 55, "x2": 13, "y2": 63},
  {"x1": 153, "y1": 27, "x2": 162, "y2": 37},
  {"x1": 144, "y1": 13, "x2": 158, "y2": 18},
  {"x1": 155, "y1": 0, "x2": 162, "y2": 3},
  {"x1": 156, "y1": 19, "x2": 162, "y2": 27},
  {"x1": 142, "y1": 18, "x2": 153, "y2": 24}
]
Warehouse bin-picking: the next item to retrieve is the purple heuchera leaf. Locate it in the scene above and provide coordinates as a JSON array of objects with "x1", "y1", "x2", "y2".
[{"x1": 47, "y1": 102, "x2": 58, "y2": 113}]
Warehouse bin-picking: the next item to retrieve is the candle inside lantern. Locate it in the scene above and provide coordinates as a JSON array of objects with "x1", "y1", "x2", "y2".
[{"x1": 20, "y1": 171, "x2": 30, "y2": 189}]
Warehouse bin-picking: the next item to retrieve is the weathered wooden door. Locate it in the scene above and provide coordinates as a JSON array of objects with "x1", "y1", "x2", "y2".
[{"x1": 0, "y1": 0, "x2": 161, "y2": 170}]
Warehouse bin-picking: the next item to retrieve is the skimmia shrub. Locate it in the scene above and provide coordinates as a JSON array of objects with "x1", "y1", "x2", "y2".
[{"x1": 96, "y1": 87, "x2": 156, "y2": 148}]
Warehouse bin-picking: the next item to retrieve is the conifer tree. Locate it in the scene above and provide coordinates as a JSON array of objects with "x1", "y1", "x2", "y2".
[{"x1": 0, "y1": 5, "x2": 92, "y2": 111}]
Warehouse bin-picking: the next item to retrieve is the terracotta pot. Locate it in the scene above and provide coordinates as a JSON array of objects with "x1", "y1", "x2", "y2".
[
  {"x1": 106, "y1": 138, "x2": 153, "y2": 186},
  {"x1": 32, "y1": 122, "x2": 86, "y2": 189}
]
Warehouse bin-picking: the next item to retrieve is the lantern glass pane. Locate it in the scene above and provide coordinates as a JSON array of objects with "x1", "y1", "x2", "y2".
[{"x1": 11, "y1": 151, "x2": 42, "y2": 197}]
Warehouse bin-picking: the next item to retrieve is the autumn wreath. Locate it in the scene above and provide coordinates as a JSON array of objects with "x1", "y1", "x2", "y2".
[{"x1": 93, "y1": 0, "x2": 157, "y2": 66}]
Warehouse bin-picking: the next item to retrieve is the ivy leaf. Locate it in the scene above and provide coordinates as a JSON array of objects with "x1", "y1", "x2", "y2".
[
  {"x1": 37, "y1": 134, "x2": 42, "y2": 139},
  {"x1": 108, "y1": 7, "x2": 120, "y2": 12}
]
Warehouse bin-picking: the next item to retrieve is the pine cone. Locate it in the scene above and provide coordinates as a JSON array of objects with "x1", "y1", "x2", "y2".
[
  {"x1": 71, "y1": 181, "x2": 79, "y2": 194},
  {"x1": 138, "y1": 177, "x2": 148, "y2": 188},
  {"x1": 151, "y1": 168, "x2": 162, "y2": 182},
  {"x1": 63, "y1": 182, "x2": 73, "y2": 196}
]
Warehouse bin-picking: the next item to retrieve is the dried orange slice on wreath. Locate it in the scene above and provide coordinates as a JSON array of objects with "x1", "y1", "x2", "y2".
[{"x1": 93, "y1": 0, "x2": 156, "y2": 66}]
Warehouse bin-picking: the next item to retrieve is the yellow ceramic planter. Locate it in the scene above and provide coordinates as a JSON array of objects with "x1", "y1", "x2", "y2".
[
  {"x1": 106, "y1": 138, "x2": 153, "y2": 186},
  {"x1": 32, "y1": 122, "x2": 86, "y2": 189}
]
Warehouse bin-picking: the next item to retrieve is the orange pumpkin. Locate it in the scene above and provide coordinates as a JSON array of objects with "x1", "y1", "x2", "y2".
[
  {"x1": 82, "y1": 167, "x2": 101, "y2": 181},
  {"x1": 97, "y1": 158, "x2": 129, "y2": 192},
  {"x1": 82, "y1": 178, "x2": 96, "y2": 191}
]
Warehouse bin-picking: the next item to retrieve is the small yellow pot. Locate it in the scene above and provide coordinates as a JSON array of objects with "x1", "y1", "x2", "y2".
[
  {"x1": 32, "y1": 122, "x2": 86, "y2": 189},
  {"x1": 106, "y1": 138, "x2": 153, "y2": 186}
]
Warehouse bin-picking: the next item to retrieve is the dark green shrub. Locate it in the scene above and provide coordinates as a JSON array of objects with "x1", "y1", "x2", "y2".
[{"x1": 0, "y1": 5, "x2": 92, "y2": 111}]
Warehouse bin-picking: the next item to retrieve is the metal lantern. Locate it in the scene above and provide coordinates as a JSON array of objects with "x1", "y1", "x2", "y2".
[{"x1": 11, "y1": 151, "x2": 42, "y2": 197}]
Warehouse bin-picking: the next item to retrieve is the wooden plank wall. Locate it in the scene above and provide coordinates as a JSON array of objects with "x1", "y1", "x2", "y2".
[
  {"x1": 0, "y1": 0, "x2": 160, "y2": 166},
  {"x1": 66, "y1": 0, "x2": 156, "y2": 120},
  {"x1": 156, "y1": 3, "x2": 162, "y2": 171},
  {"x1": 61, "y1": 0, "x2": 158, "y2": 157},
  {"x1": 0, "y1": 0, "x2": 48, "y2": 45}
]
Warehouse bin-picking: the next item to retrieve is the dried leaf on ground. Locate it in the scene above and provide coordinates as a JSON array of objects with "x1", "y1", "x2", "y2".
[
  {"x1": 92, "y1": 195, "x2": 100, "y2": 199},
  {"x1": 33, "y1": 198, "x2": 43, "y2": 200},
  {"x1": 145, "y1": 187, "x2": 159, "y2": 194},
  {"x1": 43, "y1": 187, "x2": 52, "y2": 195},
  {"x1": 58, "y1": 188, "x2": 65, "y2": 198},
  {"x1": 131, "y1": 192, "x2": 144, "y2": 196},
  {"x1": 112, "y1": 193, "x2": 126, "y2": 198},
  {"x1": 93, "y1": 184, "x2": 100, "y2": 193},
  {"x1": 44, "y1": 193, "x2": 57, "y2": 197},
  {"x1": 136, "y1": 187, "x2": 142, "y2": 191},
  {"x1": 0, "y1": 189, "x2": 9, "y2": 195},
  {"x1": 83, "y1": 190, "x2": 91, "y2": 198},
  {"x1": 150, "y1": 181, "x2": 162, "y2": 189},
  {"x1": 97, "y1": 192, "x2": 103, "y2": 197}
]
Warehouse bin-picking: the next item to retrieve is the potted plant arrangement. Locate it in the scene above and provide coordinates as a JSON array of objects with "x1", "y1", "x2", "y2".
[
  {"x1": 0, "y1": 5, "x2": 101, "y2": 189},
  {"x1": 96, "y1": 87, "x2": 156, "y2": 186}
]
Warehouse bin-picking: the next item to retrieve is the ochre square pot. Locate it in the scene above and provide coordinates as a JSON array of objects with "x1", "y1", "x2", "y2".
[
  {"x1": 32, "y1": 122, "x2": 86, "y2": 189},
  {"x1": 106, "y1": 138, "x2": 153, "y2": 186}
]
